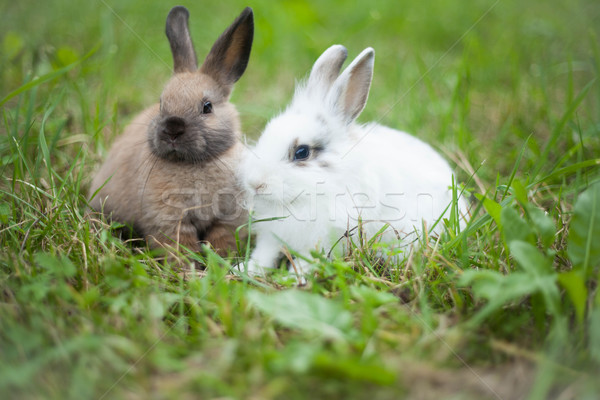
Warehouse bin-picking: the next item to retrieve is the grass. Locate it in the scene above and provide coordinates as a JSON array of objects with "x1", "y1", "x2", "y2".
[{"x1": 1, "y1": 0, "x2": 600, "y2": 398}]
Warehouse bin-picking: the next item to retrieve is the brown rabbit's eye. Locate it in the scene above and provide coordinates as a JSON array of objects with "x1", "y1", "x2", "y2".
[{"x1": 202, "y1": 101, "x2": 213, "y2": 114}]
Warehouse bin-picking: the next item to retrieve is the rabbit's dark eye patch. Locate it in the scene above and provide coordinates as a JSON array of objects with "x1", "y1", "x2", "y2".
[
  {"x1": 293, "y1": 144, "x2": 310, "y2": 161},
  {"x1": 201, "y1": 101, "x2": 213, "y2": 114}
]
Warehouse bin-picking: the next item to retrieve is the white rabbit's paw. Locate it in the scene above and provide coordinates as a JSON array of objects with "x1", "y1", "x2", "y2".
[{"x1": 239, "y1": 259, "x2": 273, "y2": 277}]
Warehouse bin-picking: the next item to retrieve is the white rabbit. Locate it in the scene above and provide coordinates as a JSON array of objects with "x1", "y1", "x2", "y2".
[{"x1": 239, "y1": 45, "x2": 469, "y2": 277}]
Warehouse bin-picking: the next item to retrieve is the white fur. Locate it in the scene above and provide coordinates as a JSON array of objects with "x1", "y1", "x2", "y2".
[{"x1": 239, "y1": 45, "x2": 469, "y2": 276}]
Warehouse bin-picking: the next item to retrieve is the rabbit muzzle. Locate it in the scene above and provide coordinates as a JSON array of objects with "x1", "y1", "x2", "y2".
[{"x1": 162, "y1": 116, "x2": 186, "y2": 142}]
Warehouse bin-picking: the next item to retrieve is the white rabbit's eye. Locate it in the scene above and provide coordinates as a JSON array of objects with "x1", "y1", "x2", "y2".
[
  {"x1": 202, "y1": 101, "x2": 213, "y2": 114},
  {"x1": 293, "y1": 145, "x2": 310, "y2": 161}
]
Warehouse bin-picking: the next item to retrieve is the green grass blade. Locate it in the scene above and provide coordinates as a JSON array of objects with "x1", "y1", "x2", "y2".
[
  {"x1": 0, "y1": 44, "x2": 99, "y2": 107},
  {"x1": 531, "y1": 78, "x2": 597, "y2": 181}
]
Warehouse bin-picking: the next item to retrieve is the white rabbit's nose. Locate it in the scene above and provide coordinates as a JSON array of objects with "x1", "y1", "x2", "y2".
[
  {"x1": 242, "y1": 160, "x2": 274, "y2": 194},
  {"x1": 243, "y1": 175, "x2": 267, "y2": 194},
  {"x1": 253, "y1": 182, "x2": 266, "y2": 192},
  {"x1": 251, "y1": 181, "x2": 270, "y2": 195}
]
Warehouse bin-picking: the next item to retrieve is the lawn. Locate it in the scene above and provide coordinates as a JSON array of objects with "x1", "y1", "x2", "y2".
[{"x1": 1, "y1": 0, "x2": 600, "y2": 398}]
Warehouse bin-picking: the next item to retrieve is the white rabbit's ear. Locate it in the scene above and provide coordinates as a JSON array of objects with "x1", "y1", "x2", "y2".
[
  {"x1": 328, "y1": 47, "x2": 375, "y2": 124},
  {"x1": 306, "y1": 45, "x2": 348, "y2": 97},
  {"x1": 166, "y1": 6, "x2": 198, "y2": 73}
]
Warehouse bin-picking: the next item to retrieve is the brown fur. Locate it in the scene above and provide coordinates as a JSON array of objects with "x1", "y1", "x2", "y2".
[{"x1": 88, "y1": 7, "x2": 253, "y2": 257}]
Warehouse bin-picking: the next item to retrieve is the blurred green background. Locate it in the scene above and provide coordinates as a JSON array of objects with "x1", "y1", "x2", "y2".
[
  {"x1": 1, "y1": 0, "x2": 600, "y2": 398},
  {"x1": 2, "y1": 0, "x2": 598, "y2": 180}
]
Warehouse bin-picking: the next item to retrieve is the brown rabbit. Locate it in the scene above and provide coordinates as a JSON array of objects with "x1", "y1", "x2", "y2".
[{"x1": 88, "y1": 6, "x2": 253, "y2": 258}]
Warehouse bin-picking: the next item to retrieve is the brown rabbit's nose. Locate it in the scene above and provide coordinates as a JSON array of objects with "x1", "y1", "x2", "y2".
[{"x1": 163, "y1": 117, "x2": 186, "y2": 140}]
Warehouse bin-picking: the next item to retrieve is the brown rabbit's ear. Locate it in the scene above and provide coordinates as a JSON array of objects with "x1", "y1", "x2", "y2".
[
  {"x1": 166, "y1": 6, "x2": 198, "y2": 73},
  {"x1": 200, "y1": 7, "x2": 254, "y2": 89}
]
